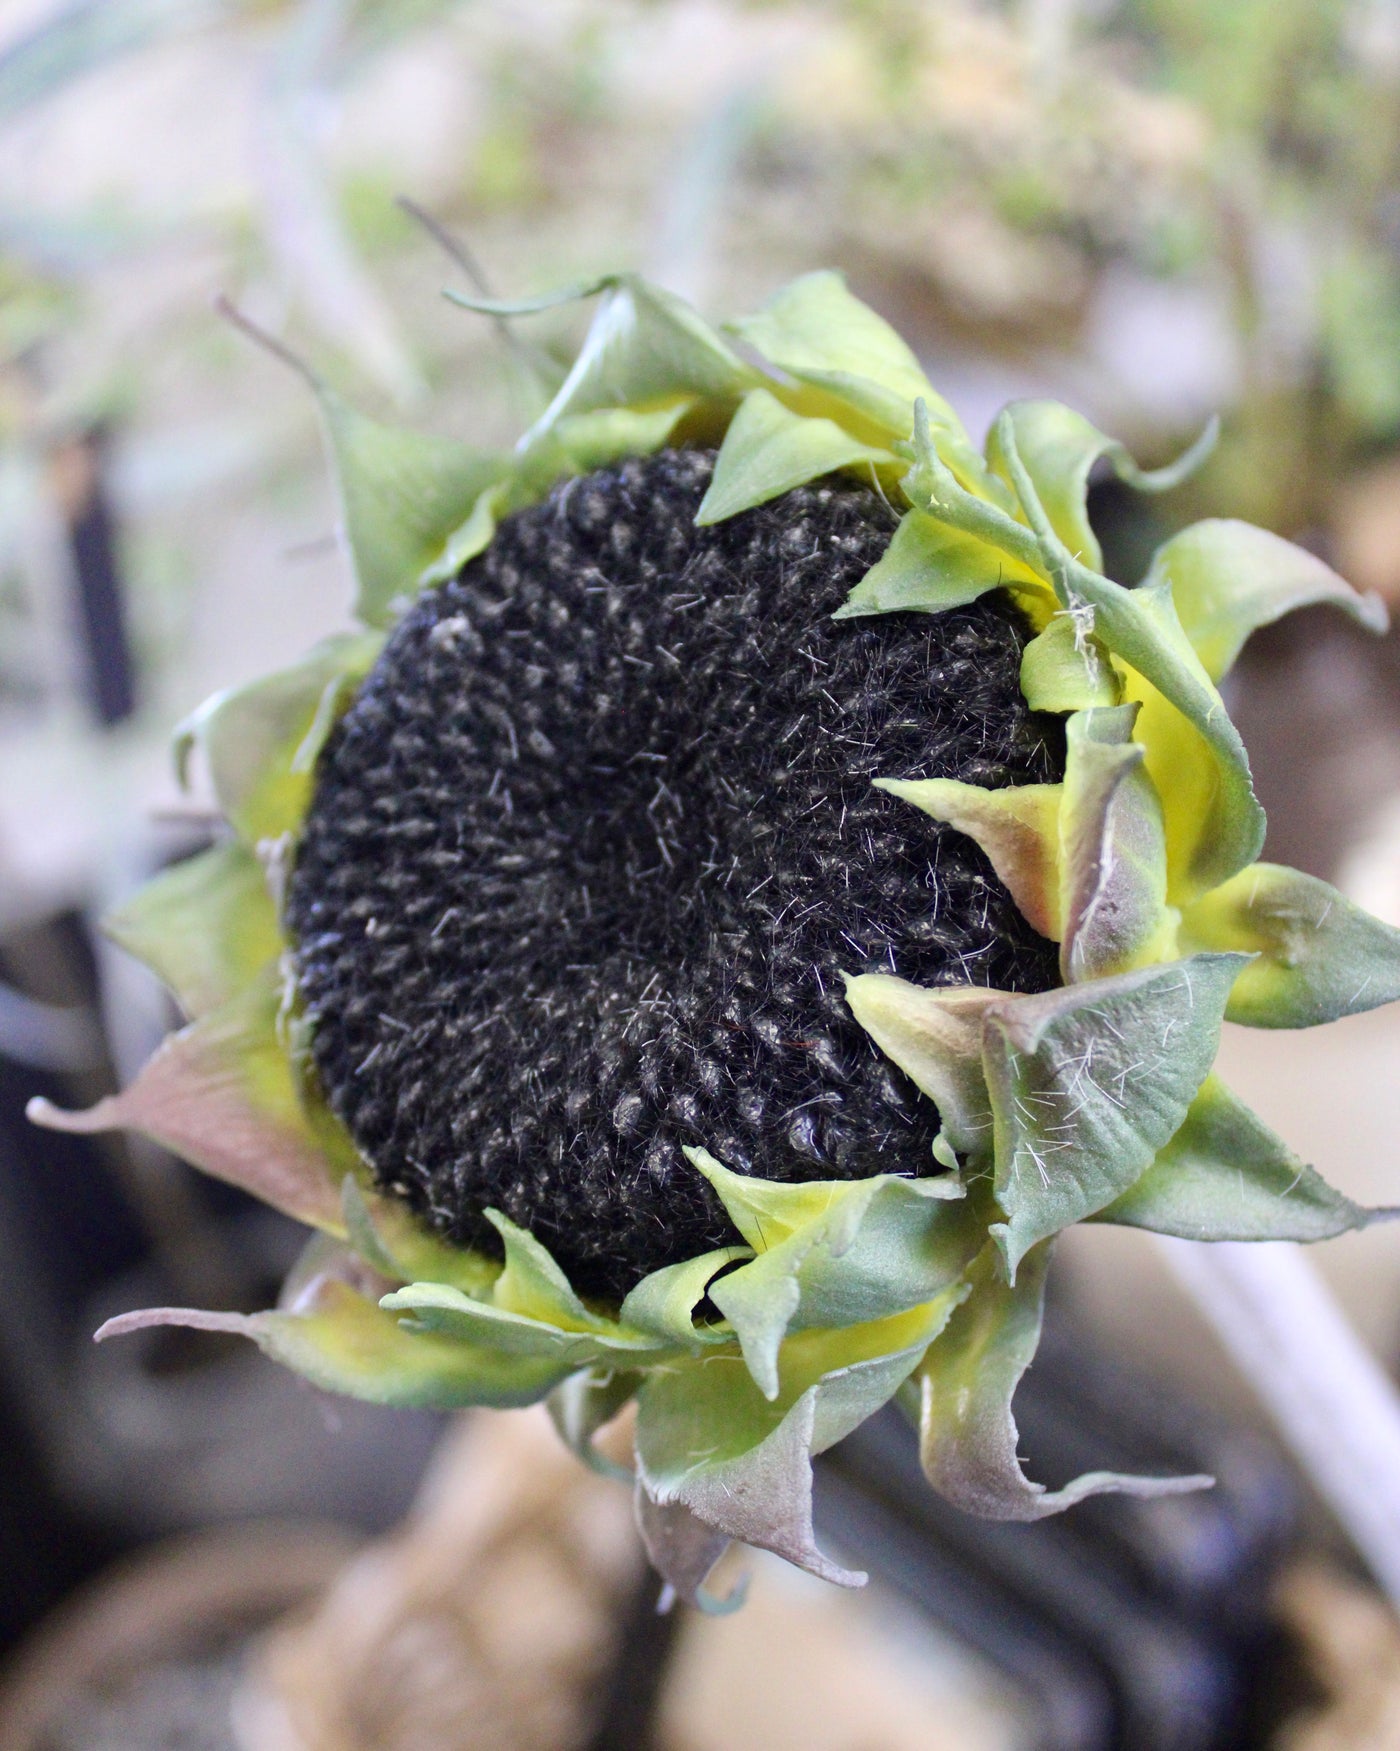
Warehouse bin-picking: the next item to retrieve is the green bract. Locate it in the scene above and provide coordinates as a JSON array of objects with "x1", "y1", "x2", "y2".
[{"x1": 30, "y1": 270, "x2": 1400, "y2": 1607}]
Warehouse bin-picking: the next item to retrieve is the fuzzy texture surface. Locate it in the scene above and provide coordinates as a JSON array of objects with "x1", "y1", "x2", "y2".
[{"x1": 286, "y1": 450, "x2": 1063, "y2": 1301}]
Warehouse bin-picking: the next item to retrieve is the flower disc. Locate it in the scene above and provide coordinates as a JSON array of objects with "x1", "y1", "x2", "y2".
[{"x1": 287, "y1": 449, "x2": 1062, "y2": 1299}]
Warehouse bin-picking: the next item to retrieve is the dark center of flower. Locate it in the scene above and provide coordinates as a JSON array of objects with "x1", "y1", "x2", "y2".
[{"x1": 287, "y1": 449, "x2": 1063, "y2": 1301}]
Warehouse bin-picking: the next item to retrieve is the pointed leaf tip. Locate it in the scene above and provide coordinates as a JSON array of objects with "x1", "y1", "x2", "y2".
[
  {"x1": 95, "y1": 1306, "x2": 257, "y2": 1344},
  {"x1": 28, "y1": 972, "x2": 345, "y2": 1236},
  {"x1": 1098, "y1": 1075, "x2": 1381, "y2": 1243},
  {"x1": 695, "y1": 387, "x2": 892, "y2": 525},
  {"x1": 918, "y1": 1243, "x2": 1214, "y2": 1519},
  {"x1": 319, "y1": 391, "x2": 512, "y2": 629},
  {"x1": 874, "y1": 777, "x2": 1062, "y2": 941},
  {"x1": 634, "y1": 1489, "x2": 746, "y2": 1613}
]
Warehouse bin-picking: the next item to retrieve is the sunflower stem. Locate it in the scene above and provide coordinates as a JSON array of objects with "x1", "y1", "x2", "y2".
[{"x1": 1156, "y1": 1235, "x2": 1400, "y2": 1611}]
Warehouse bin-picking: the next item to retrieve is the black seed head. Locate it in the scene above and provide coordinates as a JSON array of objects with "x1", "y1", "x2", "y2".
[{"x1": 286, "y1": 449, "x2": 1064, "y2": 1301}]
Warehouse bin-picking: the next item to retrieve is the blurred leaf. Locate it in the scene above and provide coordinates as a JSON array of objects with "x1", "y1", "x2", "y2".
[
  {"x1": 0, "y1": 0, "x2": 233, "y2": 123},
  {"x1": 103, "y1": 840, "x2": 281, "y2": 1018}
]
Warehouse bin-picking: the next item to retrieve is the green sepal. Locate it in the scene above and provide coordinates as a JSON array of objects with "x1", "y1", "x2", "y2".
[
  {"x1": 485, "y1": 1208, "x2": 616, "y2": 1334},
  {"x1": 1181, "y1": 862, "x2": 1400, "y2": 1027},
  {"x1": 318, "y1": 388, "x2": 512, "y2": 628},
  {"x1": 552, "y1": 401, "x2": 696, "y2": 471},
  {"x1": 834, "y1": 509, "x2": 1048, "y2": 623},
  {"x1": 704, "y1": 1173, "x2": 982, "y2": 1400},
  {"x1": 1078, "y1": 579, "x2": 1262, "y2": 905},
  {"x1": 635, "y1": 1298, "x2": 960, "y2": 1591},
  {"x1": 28, "y1": 966, "x2": 344, "y2": 1235},
  {"x1": 726, "y1": 270, "x2": 990, "y2": 490},
  {"x1": 618, "y1": 1246, "x2": 751, "y2": 1350},
  {"x1": 840, "y1": 973, "x2": 1002, "y2": 1156},
  {"x1": 694, "y1": 387, "x2": 893, "y2": 525},
  {"x1": 1096, "y1": 1075, "x2": 1386, "y2": 1242},
  {"x1": 992, "y1": 414, "x2": 1263, "y2": 901},
  {"x1": 984, "y1": 953, "x2": 1246, "y2": 1275},
  {"x1": 1019, "y1": 612, "x2": 1120, "y2": 712},
  {"x1": 419, "y1": 479, "x2": 509, "y2": 588},
  {"x1": 1148, "y1": 518, "x2": 1387, "y2": 684},
  {"x1": 174, "y1": 631, "x2": 383, "y2": 845},
  {"x1": 102, "y1": 840, "x2": 282, "y2": 1019},
  {"x1": 339, "y1": 1174, "x2": 499, "y2": 1299},
  {"x1": 548, "y1": 1368, "x2": 643, "y2": 1481},
  {"x1": 985, "y1": 401, "x2": 1217, "y2": 576},
  {"x1": 874, "y1": 776, "x2": 1062, "y2": 941},
  {"x1": 683, "y1": 1145, "x2": 863, "y2": 1249},
  {"x1": 377, "y1": 1279, "x2": 667, "y2": 1370},
  {"x1": 916, "y1": 1241, "x2": 1211, "y2": 1518},
  {"x1": 98, "y1": 1273, "x2": 575, "y2": 1409},
  {"x1": 521, "y1": 275, "x2": 757, "y2": 450},
  {"x1": 1059, "y1": 705, "x2": 1173, "y2": 983}
]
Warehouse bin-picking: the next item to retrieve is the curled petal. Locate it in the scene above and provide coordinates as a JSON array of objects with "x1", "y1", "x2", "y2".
[
  {"x1": 174, "y1": 632, "x2": 382, "y2": 845},
  {"x1": 1147, "y1": 518, "x2": 1387, "y2": 685},
  {"x1": 484, "y1": 1208, "x2": 609, "y2": 1331},
  {"x1": 707, "y1": 1175, "x2": 980, "y2": 1399},
  {"x1": 635, "y1": 1302, "x2": 959, "y2": 1590},
  {"x1": 618, "y1": 1247, "x2": 751, "y2": 1350},
  {"x1": 1019, "y1": 611, "x2": 1120, "y2": 712},
  {"x1": 419, "y1": 480, "x2": 510, "y2": 589},
  {"x1": 640, "y1": 1386, "x2": 862, "y2": 1590},
  {"x1": 29, "y1": 970, "x2": 343, "y2": 1234},
  {"x1": 841, "y1": 972, "x2": 1002, "y2": 1155},
  {"x1": 549, "y1": 1370, "x2": 643, "y2": 1482},
  {"x1": 633, "y1": 1490, "x2": 743, "y2": 1615},
  {"x1": 917, "y1": 1242, "x2": 1212, "y2": 1519},
  {"x1": 1059, "y1": 706, "x2": 1174, "y2": 983}
]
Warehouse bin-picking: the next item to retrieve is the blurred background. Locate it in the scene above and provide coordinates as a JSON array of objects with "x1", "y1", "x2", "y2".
[{"x1": 4, "y1": 1, "x2": 1400, "y2": 1746}]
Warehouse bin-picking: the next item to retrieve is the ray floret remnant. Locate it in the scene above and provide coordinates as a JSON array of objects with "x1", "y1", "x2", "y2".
[{"x1": 30, "y1": 268, "x2": 1400, "y2": 1608}]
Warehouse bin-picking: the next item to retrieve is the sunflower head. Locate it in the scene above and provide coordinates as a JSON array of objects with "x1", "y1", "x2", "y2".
[{"x1": 31, "y1": 270, "x2": 1400, "y2": 1607}]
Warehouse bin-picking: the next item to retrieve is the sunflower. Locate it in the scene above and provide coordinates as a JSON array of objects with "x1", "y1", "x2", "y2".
[{"x1": 30, "y1": 270, "x2": 1400, "y2": 1607}]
